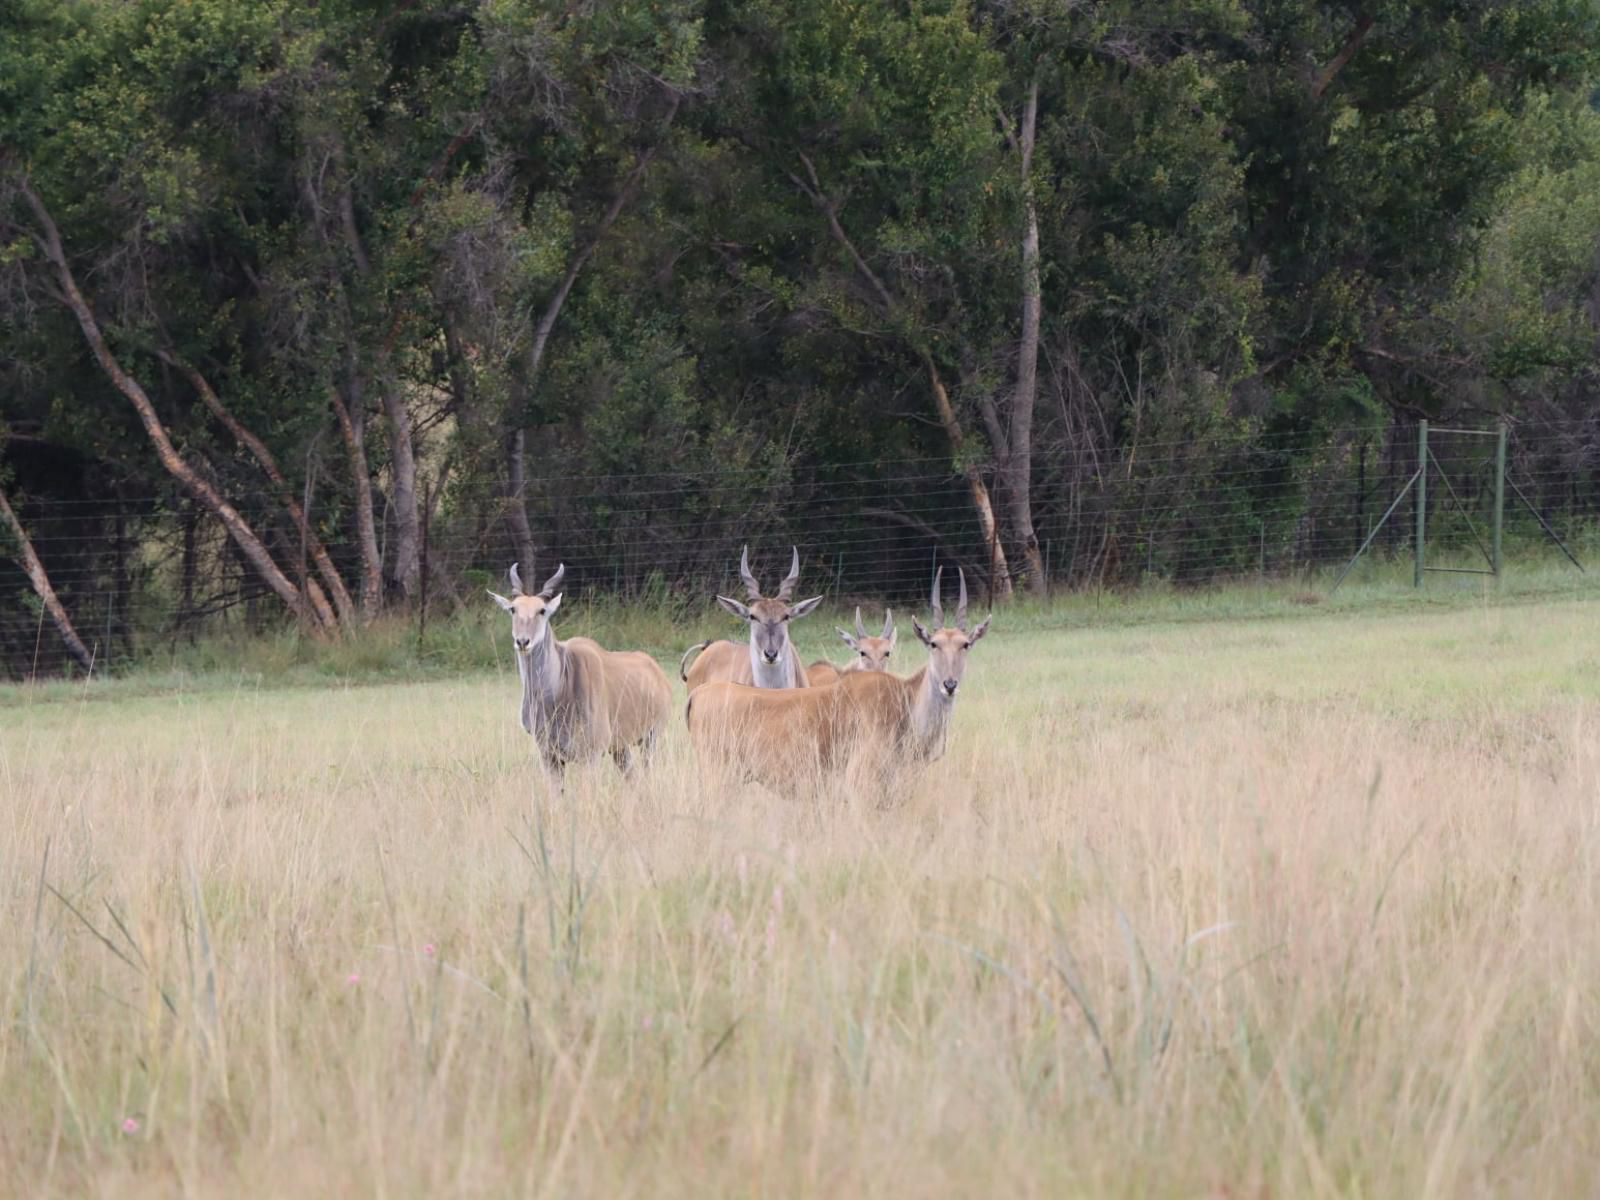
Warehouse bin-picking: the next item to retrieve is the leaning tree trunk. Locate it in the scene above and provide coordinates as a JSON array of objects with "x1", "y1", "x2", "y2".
[
  {"x1": 1004, "y1": 77, "x2": 1047, "y2": 596},
  {"x1": 331, "y1": 379, "x2": 384, "y2": 620},
  {"x1": 0, "y1": 484, "x2": 95, "y2": 671},
  {"x1": 925, "y1": 360, "x2": 1013, "y2": 599},
  {"x1": 18, "y1": 178, "x2": 334, "y2": 633}
]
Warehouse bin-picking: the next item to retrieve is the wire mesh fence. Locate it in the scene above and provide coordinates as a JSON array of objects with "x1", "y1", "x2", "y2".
[{"x1": 3, "y1": 420, "x2": 1597, "y2": 676}]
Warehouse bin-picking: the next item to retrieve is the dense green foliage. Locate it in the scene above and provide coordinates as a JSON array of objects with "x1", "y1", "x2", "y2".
[{"x1": 2, "y1": 0, "x2": 1599, "y2": 669}]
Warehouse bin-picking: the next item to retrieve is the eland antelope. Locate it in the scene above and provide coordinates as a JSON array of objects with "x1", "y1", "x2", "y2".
[
  {"x1": 805, "y1": 607, "x2": 896, "y2": 686},
  {"x1": 679, "y1": 546, "x2": 824, "y2": 693},
  {"x1": 490, "y1": 563, "x2": 672, "y2": 772},
  {"x1": 687, "y1": 568, "x2": 990, "y2": 789}
]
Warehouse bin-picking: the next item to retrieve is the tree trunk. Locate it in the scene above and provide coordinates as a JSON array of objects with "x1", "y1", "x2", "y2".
[
  {"x1": 331, "y1": 381, "x2": 384, "y2": 619},
  {"x1": 1005, "y1": 78, "x2": 1048, "y2": 597},
  {"x1": 925, "y1": 360, "x2": 1013, "y2": 600},
  {"x1": 18, "y1": 178, "x2": 332, "y2": 633},
  {"x1": 162, "y1": 351, "x2": 356, "y2": 625},
  {"x1": 505, "y1": 426, "x2": 538, "y2": 571},
  {"x1": 1312, "y1": 13, "x2": 1374, "y2": 100},
  {"x1": 378, "y1": 377, "x2": 422, "y2": 602},
  {"x1": 178, "y1": 502, "x2": 198, "y2": 638},
  {"x1": 0, "y1": 484, "x2": 95, "y2": 672}
]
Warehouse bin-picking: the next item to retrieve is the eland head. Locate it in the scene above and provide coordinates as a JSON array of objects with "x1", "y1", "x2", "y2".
[
  {"x1": 488, "y1": 562, "x2": 566, "y2": 656},
  {"x1": 715, "y1": 546, "x2": 824, "y2": 668},
  {"x1": 909, "y1": 567, "x2": 991, "y2": 699},
  {"x1": 837, "y1": 606, "x2": 896, "y2": 671}
]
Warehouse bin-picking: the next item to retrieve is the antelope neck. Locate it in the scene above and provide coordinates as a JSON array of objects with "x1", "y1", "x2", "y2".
[
  {"x1": 519, "y1": 622, "x2": 566, "y2": 719},
  {"x1": 906, "y1": 663, "x2": 955, "y2": 748}
]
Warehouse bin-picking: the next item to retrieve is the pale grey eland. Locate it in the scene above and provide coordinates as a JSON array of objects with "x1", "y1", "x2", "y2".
[
  {"x1": 489, "y1": 563, "x2": 672, "y2": 773},
  {"x1": 679, "y1": 546, "x2": 824, "y2": 694}
]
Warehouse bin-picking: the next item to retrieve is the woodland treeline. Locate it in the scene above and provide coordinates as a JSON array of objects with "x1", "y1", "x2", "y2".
[{"x1": 3, "y1": 1, "x2": 1600, "y2": 672}]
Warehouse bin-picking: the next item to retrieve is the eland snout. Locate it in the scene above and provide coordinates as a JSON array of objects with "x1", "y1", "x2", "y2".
[
  {"x1": 762, "y1": 649, "x2": 781, "y2": 664},
  {"x1": 941, "y1": 677, "x2": 959, "y2": 697},
  {"x1": 515, "y1": 637, "x2": 533, "y2": 653}
]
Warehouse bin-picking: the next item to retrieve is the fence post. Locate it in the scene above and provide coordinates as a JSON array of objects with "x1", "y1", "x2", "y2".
[
  {"x1": 1414, "y1": 420, "x2": 1428, "y2": 588},
  {"x1": 1492, "y1": 421, "x2": 1506, "y2": 580}
]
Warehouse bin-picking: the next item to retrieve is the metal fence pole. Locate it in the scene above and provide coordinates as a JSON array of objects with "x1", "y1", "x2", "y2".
[
  {"x1": 1414, "y1": 420, "x2": 1428, "y2": 588},
  {"x1": 1492, "y1": 421, "x2": 1506, "y2": 580}
]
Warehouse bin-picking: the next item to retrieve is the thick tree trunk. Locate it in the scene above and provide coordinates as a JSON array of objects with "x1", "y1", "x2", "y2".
[
  {"x1": 162, "y1": 351, "x2": 356, "y2": 625},
  {"x1": 378, "y1": 377, "x2": 422, "y2": 601},
  {"x1": 19, "y1": 179, "x2": 331, "y2": 632},
  {"x1": 1005, "y1": 78, "x2": 1047, "y2": 596},
  {"x1": 0, "y1": 484, "x2": 95, "y2": 671},
  {"x1": 331, "y1": 381, "x2": 384, "y2": 619}
]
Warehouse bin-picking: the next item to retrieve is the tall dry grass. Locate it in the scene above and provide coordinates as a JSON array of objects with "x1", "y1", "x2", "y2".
[{"x1": 2, "y1": 599, "x2": 1598, "y2": 1197}]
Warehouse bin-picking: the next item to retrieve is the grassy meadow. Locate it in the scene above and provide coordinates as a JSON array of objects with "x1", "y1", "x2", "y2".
[{"x1": 3, "y1": 582, "x2": 1599, "y2": 1196}]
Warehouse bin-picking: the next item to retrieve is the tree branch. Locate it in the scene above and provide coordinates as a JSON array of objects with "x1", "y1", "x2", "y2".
[
  {"x1": 13, "y1": 173, "x2": 332, "y2": 633},
  {"x1": 158, "y1": 349, "x2": 354, "y2": 625},
  {"x1": 1312, "y1": 13, "x2": 1374, "y2": 100}
]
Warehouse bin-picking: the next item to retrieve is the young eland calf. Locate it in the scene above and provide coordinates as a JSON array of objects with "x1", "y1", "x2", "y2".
[
  {"x1": 489, "y1": 563, "x2": 672, "y2": 773},
  {"x1": 679, "y1": 546, "x2": 824, "y2": 693},
  {"x1": 805, "y1": 607, "x2": 896, "y2": 686},
  {"x1": 687, "y1": 570, "x2": 989, "y2": 791}
]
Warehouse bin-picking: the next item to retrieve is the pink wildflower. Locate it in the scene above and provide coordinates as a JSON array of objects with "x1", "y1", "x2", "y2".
[
  {"x1": 423, "y1": 943, "x2": 437, "y2": 958},
  {"x1": 346, "y1": 971, "x2": 361, "y2": 985},
  {"x1": 121, "y1": 1117, "x2": 140, "y2": 1135}
]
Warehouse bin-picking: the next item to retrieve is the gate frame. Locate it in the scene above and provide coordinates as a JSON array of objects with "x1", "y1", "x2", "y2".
[{"x1": 1330, "y1": 421, "x2": 1584, "y2": 594}]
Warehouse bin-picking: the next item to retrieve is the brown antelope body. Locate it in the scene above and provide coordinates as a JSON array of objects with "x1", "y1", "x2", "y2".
[
  {"x1": 688, "y1": 570, "x2": 989, "y2": 789},
  {"x1": 490, "y1": 563, "x2": 672, "y2": 772},
  {"x1": 806, "y1": 606, "x2": 896, "y2": 686},
  {"x1": 680, "y1": 546, "x2": 823, "y2": 693}
]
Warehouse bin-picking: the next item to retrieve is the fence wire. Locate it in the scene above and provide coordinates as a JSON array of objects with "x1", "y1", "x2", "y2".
[{"x1": 3, "y1": 421, "x2": 1597, "y2": 675}]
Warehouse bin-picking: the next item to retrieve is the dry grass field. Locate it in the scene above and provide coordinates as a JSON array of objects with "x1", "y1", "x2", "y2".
[{"x1": 3, "y1": 595, "x2": 1599, "y2": 1197}]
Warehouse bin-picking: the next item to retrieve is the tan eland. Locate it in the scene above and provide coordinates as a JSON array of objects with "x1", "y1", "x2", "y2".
[{"x1": 687, "y1": 569, "x2": 990, "y2": 790}]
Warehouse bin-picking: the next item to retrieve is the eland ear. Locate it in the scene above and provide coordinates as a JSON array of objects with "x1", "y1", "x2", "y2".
[
  {"x1": 544, "y1": 592, "x2": 563, "y2": 618},
  {"x1": 788, "y1": 594, "x2": 824, "y2": 620},
  {"x1": 911, "y1": 616, "x2": 935, "y2": 648},
  {"x1": 716, "y1": 594, "x2": 752, "y2": 620},
  {"x1": 488, "y1": 589, "x2": 514, "y2": 613},
  {"x1": 836, "y1": 627, "x2": 860, "y2": 650},
  {"x1": 968, "y1": 614, "x2": 992, "y2": 644}
]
